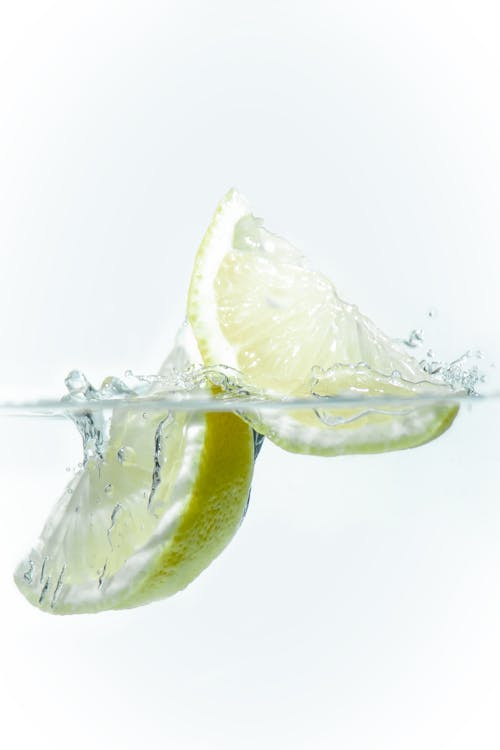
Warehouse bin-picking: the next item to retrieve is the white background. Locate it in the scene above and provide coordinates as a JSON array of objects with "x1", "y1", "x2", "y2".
[{"x1": 1, "y1": 2, "x2": 500, "y2": 749}]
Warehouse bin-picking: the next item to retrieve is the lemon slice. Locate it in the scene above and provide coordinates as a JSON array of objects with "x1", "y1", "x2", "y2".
[
  {"x1": 187, "y1": 189, "x2": 459, "y2": 455},
  {"x1": 14, "y1": 387, "x2": 255, "y2": 615}
]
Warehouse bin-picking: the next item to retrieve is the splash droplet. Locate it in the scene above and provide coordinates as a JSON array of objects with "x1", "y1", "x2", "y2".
[
  {"x1": 65, "y1": 370, "x2": 91, "y2": 396},
  {"x1": 404, "y1": 329, "x2": 424, "y2": 348}
]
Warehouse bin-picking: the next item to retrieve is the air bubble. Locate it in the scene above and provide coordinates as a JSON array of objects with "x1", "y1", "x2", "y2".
[
  {"x1": 23, "y1": 560, "x2": 34, "y2": 584},
  {"x1": 117, "y1": 446, "x2": 133, "y2": 464}
]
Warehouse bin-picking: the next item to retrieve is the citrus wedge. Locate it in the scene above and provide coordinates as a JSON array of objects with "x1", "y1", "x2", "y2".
[
  {"x1": 187, "y1": 189, "x2": 459, "y2": 455},
  {"x1": 14, "y1": 384, "x2": 255, "y2": 615}
]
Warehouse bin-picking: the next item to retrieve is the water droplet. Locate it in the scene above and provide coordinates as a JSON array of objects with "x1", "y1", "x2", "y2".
[
  {"x1": 404, "y1": 329, "x2": 424, "y2": 348},
  {"x1": 427, "y1": 308, "x2": 438, "y2": 319},
  {"x1": 104, "y1": 483, "x2": 112, "y2": 495},
  {"x1": 64, "y1": 370, "x2": 90, "y2": 395}
]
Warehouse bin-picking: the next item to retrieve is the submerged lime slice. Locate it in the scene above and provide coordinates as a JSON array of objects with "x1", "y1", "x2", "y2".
[
  {"x1": 15, "y1": 390, "x2": 255, "y2": 615},
  {"x1": 187, "y1": 189, "x2": 459, "y2": 455}
]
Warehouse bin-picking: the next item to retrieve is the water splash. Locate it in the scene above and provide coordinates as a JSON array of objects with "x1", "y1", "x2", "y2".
[
  {"x1": 400, "y1": 322, "x2": 487, "y2": 396},
  {"x1": 420, "y1": 351, "x2": 486, "y2": 395},
  {"x1": 65, "y1": 370, "x2": 93, "y2": 396},
  {"x1": 59, "y1": 324, "x2": 489, "y2": 475},
  {"x1": 62, "y1": 371, "x2": 135, "y2": 465}
]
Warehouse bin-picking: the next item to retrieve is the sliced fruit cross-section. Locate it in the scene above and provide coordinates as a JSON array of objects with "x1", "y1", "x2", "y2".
[
  {"x1": 15, "y1": 398, "x2": 255, "y2": 615},
  {"x1": 187, "y1": 189, "x2": 459, "y2": 455}
]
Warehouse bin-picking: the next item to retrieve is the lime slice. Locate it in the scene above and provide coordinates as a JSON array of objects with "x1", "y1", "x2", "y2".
[
  {"x1": 14, "y1": 389, "x2": 255, "y2": 615},
  {"x1": 187, "y1": 189, "x2": 459, "y2": 455}
]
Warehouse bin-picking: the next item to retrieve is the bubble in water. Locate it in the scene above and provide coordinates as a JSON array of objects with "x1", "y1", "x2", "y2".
[
  {"x1": 50, "y1": 565, "x2": 66, "y2": 609},
  {"x1": 98, "y1": 560, "x2": 108, "y2": 590},
  {"x1": 148, "y1": 413, "x2": 174, "y2": 512},
  {"x1": 104, "y1": 483, "x2": 113, "y2": 496},
  {"x1": 23, "y1": 560, "x2": 34, "y2": 584},
  {"x1": 40, "y1": 556, "x2": 48, "y2": 584},
  {"x1": 73, "y1": 412, "x2": 104, "y2": 464},
  {"x1": 117, "y1": 446, "x2": 134, "y2": 464},
  {"x1": 107, "y1": 504, "x2": 122, "y2": 548}
]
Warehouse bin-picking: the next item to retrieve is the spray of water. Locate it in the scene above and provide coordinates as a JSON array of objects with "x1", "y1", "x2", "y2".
[{"x1": 401, "y1": 319, "x2": 487, "y2": 395}]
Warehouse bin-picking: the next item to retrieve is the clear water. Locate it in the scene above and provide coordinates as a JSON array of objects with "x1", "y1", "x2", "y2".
[
  {"x1": 1, "y1": 363, "x2": 499, "y2": 746},
  {"x1": 2, "y1": 353, "x2": 492, "y2": 615},
  {"x1": 0, "y1": 353, "x2": 491, "y2": 419}
]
